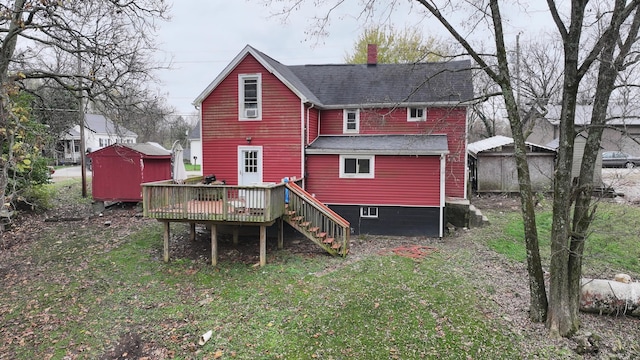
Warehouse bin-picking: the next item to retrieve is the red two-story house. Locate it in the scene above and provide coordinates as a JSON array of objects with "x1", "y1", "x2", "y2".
[{"x1": 192, "y1": 45, "x2": 473, "y2": 238}]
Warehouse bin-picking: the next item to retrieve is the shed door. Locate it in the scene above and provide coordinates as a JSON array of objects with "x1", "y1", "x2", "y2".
[{"x1": 238, "y1": 146, "x2": 263, "y2": 185}]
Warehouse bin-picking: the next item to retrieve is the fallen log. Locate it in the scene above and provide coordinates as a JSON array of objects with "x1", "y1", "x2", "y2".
[{"x1": 580, "y1": 278, "x2": 640, "y2": 317}]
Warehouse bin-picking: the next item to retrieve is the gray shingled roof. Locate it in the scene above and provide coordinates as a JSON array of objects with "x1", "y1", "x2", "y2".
[
  {"x1": 545, "y1": 104, "x2": 640, "y2": 126},
  {"x1": 85, "y1": 113, "x2": 137, "y2": 137},
  {"x1": 289, "y1": 61, "x2": 473, "y2": 107},
  {"x1": 306, "y1": 135, "x2": 449, "y2": 155},
  {"x1": 193, "y1": 45, "x2": 474, "y2": 108}
]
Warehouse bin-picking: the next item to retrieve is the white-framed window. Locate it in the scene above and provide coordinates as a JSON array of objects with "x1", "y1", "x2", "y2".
[
  {"x1": 339, "y1": 155, "x2": 374, "y2": 178},
  {"x1": 343, "y1": 109, "x2": 360, "y2": 133},
  {"x1": 239, "y1": 74, "x2": 262, "y2": 120},
  {"x1": 408, "y1": 107, "x2": 426, "y2": 122},
  {"x1": 360, "y1": 207, "x2": 378, "y2": 218}
]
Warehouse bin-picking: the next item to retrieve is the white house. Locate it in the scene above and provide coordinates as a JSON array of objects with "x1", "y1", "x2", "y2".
[
  {"x1": 59, "y1": 113, "x2": 138, "y2": 164},
  {"x1": 188, "y1": 120, "x2": 202, "y2": 166}
]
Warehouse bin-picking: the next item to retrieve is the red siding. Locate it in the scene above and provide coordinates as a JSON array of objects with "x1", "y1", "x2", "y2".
[
  {"x1": 89, "y1": 146, "x2": 171, "y2": 202},
  {"x1": 305, "y1": 154, "x2": 441, "y2": 207},
  {"x1": 200, "y1": 55, "x2": 303, "y2": 184},
  {"x1": 318, "y1": 107, "x2": 467, "y2": 198},
  {"x1": 306, "y1": 106, "x2": 320, "y2": 145}
]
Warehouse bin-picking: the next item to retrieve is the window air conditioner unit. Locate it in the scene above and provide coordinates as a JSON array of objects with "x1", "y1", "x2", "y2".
[{"x1": 245, "y1": 108, "x2": 258, "y2": 118}]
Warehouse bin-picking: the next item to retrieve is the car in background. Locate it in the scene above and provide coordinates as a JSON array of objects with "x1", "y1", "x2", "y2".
[{"x1": 601, "y1": 151, "x2": 640, "y2": 168}]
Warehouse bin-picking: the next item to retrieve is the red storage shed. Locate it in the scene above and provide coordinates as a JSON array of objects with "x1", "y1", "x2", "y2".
[{"x1": 87, "y1": 143, "x2": 172, "y2": 202}]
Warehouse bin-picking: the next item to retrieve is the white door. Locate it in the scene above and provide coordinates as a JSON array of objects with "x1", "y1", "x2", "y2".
[{"x1": 238, "y1": 146, "x2": 263, "y2": 185}]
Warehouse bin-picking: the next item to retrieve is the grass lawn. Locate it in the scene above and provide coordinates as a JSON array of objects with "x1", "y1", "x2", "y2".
[
  {"x1": 482, "y1": 200, "x2": 640, "y2": 275},
  {"x1": 1, "y1": 183, "x2": 638, "y2": 359}
]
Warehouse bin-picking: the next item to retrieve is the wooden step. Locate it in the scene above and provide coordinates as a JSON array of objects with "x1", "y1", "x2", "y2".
[
  {"x1": 323, "y1": 237, "x2": 334, "y2": 244},
  {"x1": 292, "y1": 216, "x2": 304, "y2": 222},
  {"x1": 331, "y1": 242, "x2": 341, "y2": 249},
  {"x1": 300, "y1": 221, "x2": 311, "y2": 228},
  {"x1": 316, "y1": 232, "x2": 327, "y2": 239},
  {"x1": 308, "y1": 226, "x2": 319, "y2": 233},
  {"x1": 287, "y1": 210, "x2": 296, "y2": 216}
]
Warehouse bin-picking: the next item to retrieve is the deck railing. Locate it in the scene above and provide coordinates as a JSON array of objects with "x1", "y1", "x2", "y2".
[
  {"x1": 142, "y1": 177, "x2": 286, "y2": 223},
  {"x1": 285, "y1": 181, "x2": 350, "y2": 256}
]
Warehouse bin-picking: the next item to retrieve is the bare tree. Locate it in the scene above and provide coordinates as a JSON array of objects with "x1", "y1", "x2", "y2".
[
  {"x1": 0, "y1": 0, "x2": 168, "y2": 214},
  {"x1": 265, "y1": 0, "x2": 640, "y2": 338}
]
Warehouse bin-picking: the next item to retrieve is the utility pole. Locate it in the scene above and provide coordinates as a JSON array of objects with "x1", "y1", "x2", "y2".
[{"x1": 77, "y1": 40, "x2": 87, "y2": 198}]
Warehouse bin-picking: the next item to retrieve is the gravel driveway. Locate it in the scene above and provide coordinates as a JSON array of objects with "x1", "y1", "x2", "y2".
[{"x1": 601, "y1": 168, "x2": 640, "y2": 204}]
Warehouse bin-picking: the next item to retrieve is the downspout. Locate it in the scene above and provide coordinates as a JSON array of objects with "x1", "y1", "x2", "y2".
[
  {"x1": 439, "y1": 153, "x2": 446, "y2": 238},
  {"x1": 301, "y1": 99, "x2": 306, "y2": 185},
  {"x1": 306, "y1": 102, "x2": 316, "y2": 189},
  {"x1": 464, "y1": 106, "x2": 470, "y2": 200}
]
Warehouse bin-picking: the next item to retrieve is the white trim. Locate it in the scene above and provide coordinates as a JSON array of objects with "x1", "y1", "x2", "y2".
[
  {"x1": 339, "y1": 154, "x2": 374, "y2": 178},
  {"x1": 301, "y1": 99, "x2": 306, "y2": 181},
  {"x1": 407, "y1": 107, "x2": 427, "y2": 122},
  {"x1": 193, "y1": 45, "x2": 311, "y2": 106},
  {"x1": 343, "y1": 109, "x2": 360, "y2": 133},
  {"x1": 238, "y1": 73, "x2": 262, "y2": 121},
  {"x1": 360, "y1": 206, "x2": 379, "y2": 218},
  {"x1": 439, "y1": 153, "x2": 446, "y2": 238}
]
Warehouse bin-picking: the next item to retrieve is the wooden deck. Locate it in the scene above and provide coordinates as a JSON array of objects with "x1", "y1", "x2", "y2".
[
  {"x1": 142, "y1": 177, "x2": 349, "y2": 266},
  {"x1": 142, "y1": 177, "x2": 286, "y2": 224}
]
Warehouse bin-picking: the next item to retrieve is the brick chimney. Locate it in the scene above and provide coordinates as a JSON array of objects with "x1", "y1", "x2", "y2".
[{"x1": 367, "y1": 44, "x2": 378, "y2": 66}]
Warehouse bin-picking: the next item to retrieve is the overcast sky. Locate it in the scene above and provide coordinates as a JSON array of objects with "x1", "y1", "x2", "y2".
[{"x1": 154, "y1": 1, "x2": 554, "y2": 118}]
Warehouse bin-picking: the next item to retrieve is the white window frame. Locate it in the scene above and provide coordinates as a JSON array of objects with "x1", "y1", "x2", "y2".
[
  {"x1": 339, "y1": 155, "x2": 374, "y2": 178},
  {"x1": 343, "y1": 109, "x2": 360, "y2": 133},
  {"x1": 360, "y1": 206, "x2": 379, "y2": 218},
  {"x1": 407, "y1": 107, "x2": 426, "y2": 122},
  {"x1": 238, "y1": 74, "x2": 262, "y2": 121}
]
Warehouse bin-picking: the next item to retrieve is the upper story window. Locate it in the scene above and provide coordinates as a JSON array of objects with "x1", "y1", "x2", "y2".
[
  {"x1": 343, "y1": 109, "x2": 360, "y2": 133},
  {"x1": 239, "y1": 74, "x2": 262, "y2": 120},
  {"x1": 408, "y1": 107, "x2": 426, "y2": 122},
  {"x1": 340, "y1": 155, "x2": 374, "y2": 178}
]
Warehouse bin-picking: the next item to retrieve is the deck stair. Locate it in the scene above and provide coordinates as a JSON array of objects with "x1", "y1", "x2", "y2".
[{"x1": 283, "y1": 182, "x2": 350, "y2": 256}]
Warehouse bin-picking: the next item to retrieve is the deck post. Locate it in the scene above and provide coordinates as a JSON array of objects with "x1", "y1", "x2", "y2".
[
  {"x1": 259, "y1": 225, "x2": 266, "y2": 267},
  {"x1": 211, "y1": 223, "x2": 218, "y2": 266},
  {"x1": 277, "y1": 217, "x2": 284, "y2": 249},
  {"x1": 163, "y1": 221, "x2": 170, "y2": 262},
  {"x1": 190, "y1": 223, "x2": 196, "y2": 241},
  {"x1": 233, "y1": 226, "x2": 239, "y2": 245}
]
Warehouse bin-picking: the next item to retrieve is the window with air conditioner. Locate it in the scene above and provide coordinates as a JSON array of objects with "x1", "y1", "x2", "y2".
[{"x1": 239, "y1": 74, "x2": 262, "y2": 120}]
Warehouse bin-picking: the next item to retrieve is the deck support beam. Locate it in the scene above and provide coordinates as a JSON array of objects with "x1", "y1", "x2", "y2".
[
  {"x1": 163, "y1": 221, "x2": 170, "y2": 262},
  {"x1": 189, "y1": 223, "x2": 196, "y2": 241},
  {"x1": 211, "y1": 223, "x2": 218, "y2": 266},
  {"x1": 277, "y1": 218, "x2": 284, "y2": 250},
  {"x1": 233, "y1": 226, "x2": 239, "y2": 245},
  {"x1": 260, "y1": 225, "x2": 266, "y2": 267}
]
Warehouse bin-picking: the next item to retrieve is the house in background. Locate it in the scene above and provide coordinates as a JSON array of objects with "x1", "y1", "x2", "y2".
[
  {"x1": 191, "y1": 44, "x2": 473, "y2": 237},
  {"x1": 58, "y1": 113, "x2": 138, "y2": 164},
  {"x1": 545, "y1": 132, "x2": 603, "y2": 186},
  {"x1": 529, "y1": 104, "x2": 640, "y2": 156},
  {"x1": 188, "y1": 120, "x2": 202, "y2": 166}
]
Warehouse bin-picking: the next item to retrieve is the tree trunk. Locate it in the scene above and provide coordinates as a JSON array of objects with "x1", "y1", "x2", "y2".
[{"x1": 488, "y1": 0, "x2": 548, "y2": 322}]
